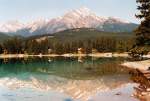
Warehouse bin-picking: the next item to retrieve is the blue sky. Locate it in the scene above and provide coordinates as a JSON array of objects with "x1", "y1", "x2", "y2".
[{"x1": 0, "y1": 0, "x2": 139, "y2": 23}]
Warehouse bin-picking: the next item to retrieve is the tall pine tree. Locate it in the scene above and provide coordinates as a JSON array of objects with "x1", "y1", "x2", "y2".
[{"x1": 135, "y1": 0, "x2": 150, "y2": 46}]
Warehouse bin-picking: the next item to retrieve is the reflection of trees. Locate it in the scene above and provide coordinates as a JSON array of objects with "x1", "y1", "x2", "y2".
[{"x1": 0, "y1": 57, "x2": 129, "y2": 80}]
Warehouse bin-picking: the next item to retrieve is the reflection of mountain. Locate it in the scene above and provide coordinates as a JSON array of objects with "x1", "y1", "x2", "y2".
[
  {"x1": 0, "y1": 57, "x2": 133, "y2": 100},
  {"x1": 0, "y1": 74, "x2": 132, "y2": 100}
]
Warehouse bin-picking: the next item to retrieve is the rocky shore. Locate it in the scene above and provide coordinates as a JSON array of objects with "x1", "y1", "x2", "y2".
[{"x1": 122, "y1": 59, "x2": 150, "y2": 101}]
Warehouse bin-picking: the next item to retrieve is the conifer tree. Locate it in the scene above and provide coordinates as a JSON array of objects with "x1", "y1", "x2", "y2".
[
  {"x1": 0, "y1": 44, "x2": 3, "y2": 54},
  {"x1": 135, "y1": 0, "x2": 150, "y2": 46}
]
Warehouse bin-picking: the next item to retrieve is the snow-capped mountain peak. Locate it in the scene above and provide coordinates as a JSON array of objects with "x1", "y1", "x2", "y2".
[
  {"x1": 61, "y1": 7, "x2": 108, "y2": 29},
  {"x1": 63, "y1": 7, "x2": 98, "y2": 19},
  {"x1": 106, "y1": 17, "x2": 130, "y2": 24},
  {"x1": 26, "y1": 18, "x2": 48, "y2": 33},
  {"x1": 73, "y1": 7, "x2": 95, "y2": 17},
  {"x1": 0, "y1": 7, "x2": 137, "y2": 36},
  {"x1": 0, "y1": 20, "x2": 24, "y2": 33}
]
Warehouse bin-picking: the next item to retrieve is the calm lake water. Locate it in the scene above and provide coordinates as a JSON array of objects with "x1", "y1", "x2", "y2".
[{"x1": 0, "y1": 57, "x2": 139, "y2": 101}]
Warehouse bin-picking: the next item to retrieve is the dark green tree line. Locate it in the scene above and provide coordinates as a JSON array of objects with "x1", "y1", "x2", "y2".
[
  {"x1": 3, "y1": 37, "x2": 23, "y2": 54},
  {"x1": 0, "y1": 36, "x2": 134, "y2": 55}
]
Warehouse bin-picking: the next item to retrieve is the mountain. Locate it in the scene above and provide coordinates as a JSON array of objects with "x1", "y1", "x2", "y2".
[
  {"x1": 28, "y1": 28, "x2": 134, "y2": 42},
  {"x1": 101, "y1": 17, "x2": 138, "y2": 32},
  {"x1": 0, "y1": 21, "x2": 24, "y2": 34},
  {"x1": 0, "y1": 32, "x2": 11, "y2": 42},
  {"x1": 0, "y1": 7, "x2": 138, "y2": 37}
]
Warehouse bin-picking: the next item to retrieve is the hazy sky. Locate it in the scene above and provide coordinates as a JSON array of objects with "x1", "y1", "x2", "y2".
[{"x1": 0, "y1": 0, "x2": 139, "y2": 23}]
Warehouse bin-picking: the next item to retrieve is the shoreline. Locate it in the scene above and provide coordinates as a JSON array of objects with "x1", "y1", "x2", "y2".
[
  {"x1": 122, "y1": 60, "x2": 150, "y2": 71},
  {"x1": 122, "y1": 59, "x2": 150, "y2": 101},
  {"x1": 0, "y1": 53, "x2": 129, "y2": 59}
]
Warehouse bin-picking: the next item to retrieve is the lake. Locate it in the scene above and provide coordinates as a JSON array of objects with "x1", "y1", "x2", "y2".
[{"x1": 0, "y1": 57, "x2": 139, "y2": 101}]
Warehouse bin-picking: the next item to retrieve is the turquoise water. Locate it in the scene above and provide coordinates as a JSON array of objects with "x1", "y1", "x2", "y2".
[{"x1": 0, "y1": 57, "x2": 138, "y2": 101}]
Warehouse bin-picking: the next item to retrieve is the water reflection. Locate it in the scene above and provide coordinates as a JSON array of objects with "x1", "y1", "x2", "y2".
[
  {"x1": 0, "y1": 57, "x2": 129, "y2": 79},
  {"x1": 0, "y1": 57, "x2": 135, "y2": 101}
]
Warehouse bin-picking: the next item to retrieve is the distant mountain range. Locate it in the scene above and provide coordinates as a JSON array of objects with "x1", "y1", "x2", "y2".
[
  {"x1": 0, "y1": 7, "x2": 138, "y2": 37},
  {"x1": 26, "y1": 28, "x2": 134, "y2": 44}
]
